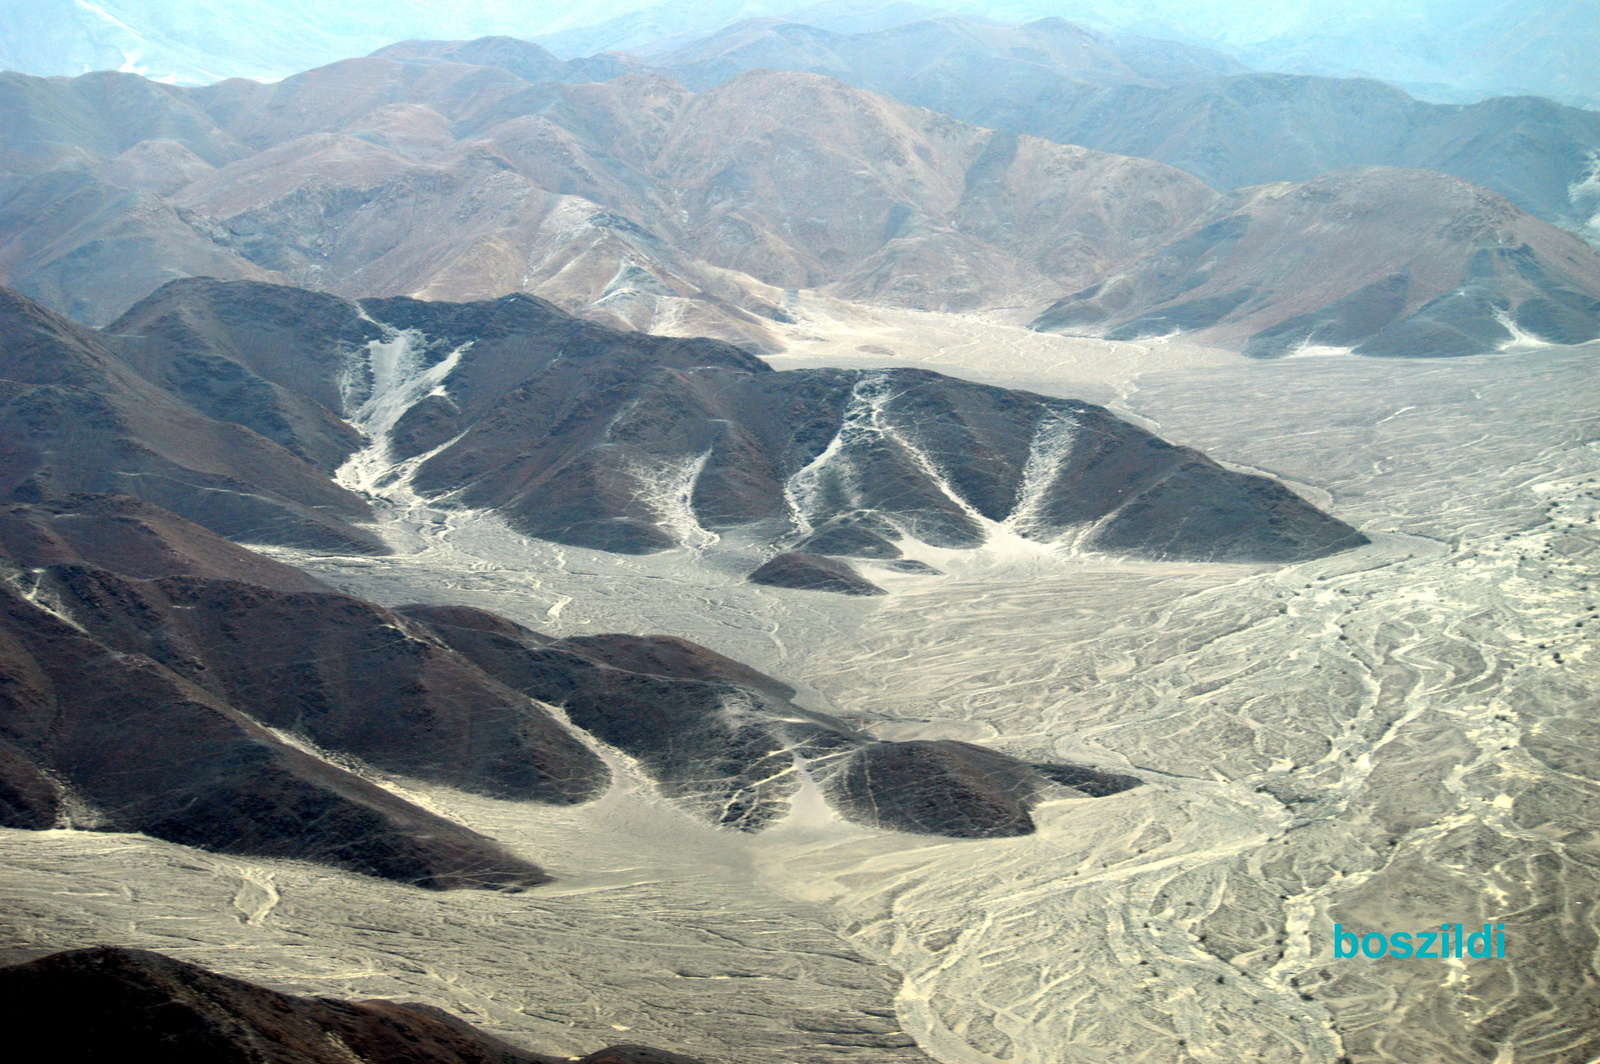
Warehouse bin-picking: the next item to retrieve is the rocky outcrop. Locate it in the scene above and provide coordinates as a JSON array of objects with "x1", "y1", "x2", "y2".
[
  {"x1": 402, "y1": 608, "x2": 1141, "y2": 838},
  {"x1": 747, "y1": 553, "x2": 885, "y2": 596}
]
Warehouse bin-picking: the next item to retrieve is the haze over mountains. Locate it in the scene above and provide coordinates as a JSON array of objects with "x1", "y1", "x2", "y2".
[
  {"x1": 647, "y1": 18, "x2": 1600, "y2": 242},
  {"x1": 7, "y1": 1, "x2": 1596, "y2": 110}
]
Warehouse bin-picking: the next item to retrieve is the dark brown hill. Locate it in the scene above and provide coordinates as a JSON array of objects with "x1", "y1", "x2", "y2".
[
  {"x1": 0, "y1": 287, "x2": 382, "y2": 551},
  {"x1": 0, "y1": 480, "x2": 1139, "y2": 851},
  {"x1": 0, "y1": 947, "x2": 713, "y2": 1064},
  {"x1": 1034, "y1": 168, "x2": 1600, "y2": 356},
  {"x1": 405, "y1": 347, "x2": 1364, "y2": 561},
  {"x1": 59, "y1": 279, "x2": 1366, "y2": 562},
  {"x1": 0, "y1": 494, "x2": 332, "y2": 592},
  {"x1": 25, "y1": 563, "x2": 609, "y2": 804},
  {"x1": 0, "y1": 489, "x2": 612, "y2": 886},
  {"x1": 0, "y1": 574, "x2": 550, "y2": 889},
  {"x1": 748, "y1": 553, "x2": 886, "y2": 595},
  {"x1": 109, "y1": 277, "x2": 380, "y2": 473},
  {"x1": 400, "y1": 604, "x2": 1140, "y2": 838}
]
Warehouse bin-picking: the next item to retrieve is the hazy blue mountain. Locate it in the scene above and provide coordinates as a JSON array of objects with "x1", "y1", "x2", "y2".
[
  {"x1": 981, "y1": 73, "x2": 1600, "y2": 242},
  {"x1": 929, "y1": 0, "x2": 1600, "y2": 110},
  {"x1": 6, "y1": 0, "x2": 1593, "y2": 114},
  {"x1": 652, "y1": 15, "x2": 1242, "y2": 94},
  {"x1": 637, "y1": 15, "x2": 1599, "y2": 242}
]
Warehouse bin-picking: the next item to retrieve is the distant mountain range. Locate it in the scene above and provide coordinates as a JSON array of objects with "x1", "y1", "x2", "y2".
[
  {"x1": 1032, "y1": 168, "x2": 1600, "y2": 357},
  {"x1": 6, "y1": 1, "x2": 1596, "y2": 110},
  {"x1": 637, "y1": 19, "x2": 1600, "y2": 243},
  {"x1": 0, "y1": 54, "x2": 1217, "y2": 340},
  {"x1": 3, "y1": 40, "x2": 1598, "y2": 359}
]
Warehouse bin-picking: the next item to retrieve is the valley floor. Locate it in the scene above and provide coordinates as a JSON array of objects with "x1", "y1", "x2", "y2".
[{"x1": 3, "y1": 318, "x2": 1596, "y2": 1064}]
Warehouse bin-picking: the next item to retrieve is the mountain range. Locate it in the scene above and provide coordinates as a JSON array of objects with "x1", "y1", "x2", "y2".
[
  {"x1": 641, "y1": 18, "x2": 1600, "y2": 242},
  {"x1": 21, "y1": 277, "x2": 1364, "y2": 561},
  {"x1": 3, "y1": 36, "x2": 1599, "y2": 359},
  {"x1": 6, "y1": 1, "x2": 1597, "y2": 111},
  {"x1": 4, "y1": 13, "x2": 1596, "y2": 1064},
  {"x1": 0, "y1": 478, "x2": 1144, "y2": 879}
]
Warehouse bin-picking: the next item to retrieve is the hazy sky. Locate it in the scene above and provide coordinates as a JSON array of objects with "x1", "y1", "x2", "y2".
[{"x1": 1, "y1": 0, "x2": 1592, "y2": 106}]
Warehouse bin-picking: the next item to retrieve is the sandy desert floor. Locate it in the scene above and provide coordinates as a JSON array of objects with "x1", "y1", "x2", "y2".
[{"x1": 2, "y1": 308, "x2": 1596, "y2": 1064}]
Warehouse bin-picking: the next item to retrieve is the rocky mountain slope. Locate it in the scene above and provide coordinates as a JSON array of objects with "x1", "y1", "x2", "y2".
[
  {"x1": 0, "y1": 277, "x2": 1370, "y2": 879},
  {"x1": 0, "y1": 489, "x2": 1140, "y2": 865},
  {"x1": 0, "y1": 55, "x2": 1219, "y2": 339},
  {"x1": 0, "y1": 494, "x2": 584, "y2": 889},
  {"x1": 1032, "y1": 168, "x2": 1600, "y2": 357},
  {"x1": 401, "y1": 602, "x2": 1140, "y2": 836},
  {"x1": 636, "y1": 17, "x2": 1600, "y2": 243},
  {"x1": 105, "y1": 278, "x2": 1365, "y2": 561},
  {"x1": 5, "y1": 38, "x2": 1599, "y2": 361},
  {"x1": 994, "y1": 73, "x2": 1600, "y2": 241},
  {"x1": 0, "y1": 286, "x2": 382, "y2": 552}
]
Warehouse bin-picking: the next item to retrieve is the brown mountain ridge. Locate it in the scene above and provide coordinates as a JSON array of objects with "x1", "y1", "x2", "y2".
[
  {"x1": 97, "y1": 278, "x2": 1366, "y2": 562},
  {"x1": 4, "y1": 45, "x2": 1598, "y2": 358}
]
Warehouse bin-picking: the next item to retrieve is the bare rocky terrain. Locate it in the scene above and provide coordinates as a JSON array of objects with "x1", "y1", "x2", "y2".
[
  {"x1": 0, "y1": 276, "x2": 1342, "y2": 877},
  {"x1": 6, "y1": 37, "x2": 1599, "y2": 361},
  {"x1": 2, "y1": 17, "x2": 1598, "y2": 1064},
  {"x1": 636, "y1": 16, "x2": 1600, "y2": 241},
  {"x1": 17, "y1": 277, "x2": 1358, "y2": 564},
  {"x1": 1032, "y1": 168, "x2": 1600, "y2": 356},
  {"x1": 4, "y1": 312, "x2": 1592, "y2": 1063}
]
